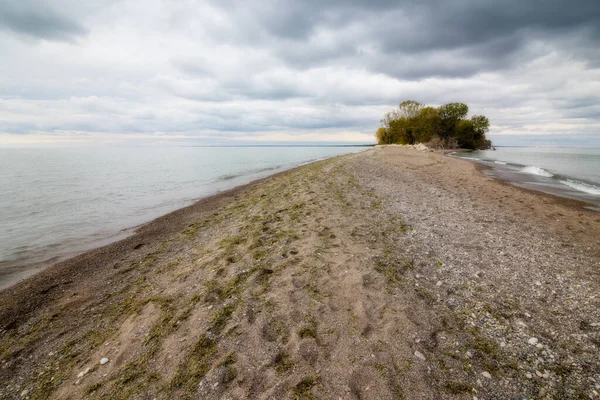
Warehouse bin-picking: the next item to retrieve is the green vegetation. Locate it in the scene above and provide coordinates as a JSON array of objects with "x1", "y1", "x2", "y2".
[
  {"x1": 376, "y1": 100, "x2": 491, "y2": 149},
  {"x1": 293, "y1": 375, "x2": 320, "y2": 399}
]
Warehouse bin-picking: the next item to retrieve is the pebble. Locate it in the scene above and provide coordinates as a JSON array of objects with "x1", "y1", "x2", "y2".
[
  {"x1": 526, "y1": 373, "x2": 533, "y2": 379},
  {"x1": 465, "y1": 350, "x2": 473, "y2": 358},
  {"x1": 481, "y1": 371, "x2": 492, "y2": 379},
  {"x1": 436, "y1": 281, "x2": 442, "y2": 287},
  {"x1": 77, "y1": 367, "x2": 90, "y2": 378},
  {"x1": 100, "y1": 357, "x2": 109, "y2": 365},
  {"x1": 414, "y1": 351, "x2": 426, "y2": 361},
  {"x1": 535, "y1": 370, "x2": 543, "y2": 377},
  {"x1": 528, "y1": 337, "x2": 538, "y2": 345}
]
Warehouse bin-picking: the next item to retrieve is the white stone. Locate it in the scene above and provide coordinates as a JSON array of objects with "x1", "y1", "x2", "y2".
[
  {"x1": 77, "y1": 367, "x2": 90, "y2": 378},
  {"x1": 414, "y1": 351, "x2": 426, "y2": 361},
  {"x1": 526, "y1": 373, "x2": 532, "y2": 379},
  {"x1": 481, "y1": 371, "x2": 492, "y2": 379},
  {"x1": 528, "y1": 337, "x2": 538, "y2": 345},
  {"x1": 436, "y1": 281, "x2": 442, "y2": 287},
  {"x1": 100, "y1": 357, "x2": 109, "y2": 365},
  {"x1": 535, "y1": 370, "x2": 543, "y2": 377}
]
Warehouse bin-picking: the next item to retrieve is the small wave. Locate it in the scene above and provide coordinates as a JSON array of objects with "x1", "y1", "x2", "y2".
[
  {"x1": 494, "y1": 161, "x2": 507, "y2": 165},
  {"x1": 219, "y1": 173, "x2": 241, "y2": 181},
  {"x1": 560, "y1": 179, "x2": 600, "y2": 196},
  {"x1": 520, "y1": 166, "x2": 553, "y2": 177},
  {"x1": 461, "y1": 157, "x2": 480, "y2": 161},
  {"x1": 217, "y1": 165, "x2": 284, "y2": 182}
]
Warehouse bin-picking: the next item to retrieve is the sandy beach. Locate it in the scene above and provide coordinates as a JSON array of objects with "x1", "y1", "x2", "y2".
[{"x1": 1, "y1": 146, "x2": 599, "y2": 399}]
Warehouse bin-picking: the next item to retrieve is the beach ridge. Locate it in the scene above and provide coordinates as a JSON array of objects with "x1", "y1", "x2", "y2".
[{"x1": 1, "y1": 147, "x2": 599, "y2": 399}]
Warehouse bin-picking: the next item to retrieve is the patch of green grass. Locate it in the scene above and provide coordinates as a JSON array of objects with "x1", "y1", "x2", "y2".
[
  {"x1": 217, "y1": 352, "x2": 237, "y2": 384},
  {"x1": 375, "y1": 259, "x2": 413, "y2": 285},
  {"x1": 220, "y1": 235, "x2": 245, "y2": 248},
  {"x1": 471, "y1": 335, "x2": 501, "y2": 356},
  {"x1": 273, "y1": 351, "x2": 294, "y2": 374},
  {"x1": 415, "y1": 287, "x2": 436, "y2": 304},
  {"x1": 252, "y1": 249, "x2": 268, "y2": 260},
  {"x1": 169, "y1": 334, "x2": 217, "y2": 390},
  {"x1": 210, "y1": 303, "x2": 237, "y2": 334},
  {"x1": 444, "y1": 381, "x2": 472, "y2": 394},
  {"x1": 297, "y1": 318, "x2": 318, "y2": 339},
  {"x1": 181, "y1": 222, "x2": 201, "y2": 239},
  {"x1": 156, "y1": 260, "x2": 180, "y2": 274},
  {"x1": 289, "y1": 202, "x2": 307, "y2": 221},
  {"x1": 85, "y1": 381, "x2": 103, "y2": 395},
  {"x1": 298, "y1": 325, "x2": 316, "y2": 339},
  {"x1": 293, "y1": 375, "x2": 320, "y2": 400}
]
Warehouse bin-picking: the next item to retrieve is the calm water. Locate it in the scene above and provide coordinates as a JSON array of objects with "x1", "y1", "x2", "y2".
[
  {"x1": 455, "y1": 147, "x2": 600, "y2": 207},
  {"x1": 0, "y1": 146, "x2": 369, "y2": 289}
]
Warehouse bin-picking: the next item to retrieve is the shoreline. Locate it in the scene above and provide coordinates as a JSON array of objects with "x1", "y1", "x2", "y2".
[
  {"x1": 1, "y1": 147, "x2": 599, "y2": 399},
  {"x1": 451, "y1": 150, "x2": 600, "y2": 210},
  {"x1": 0, "y1": 159, "x2": 314, "y2": 297},
  {"x1": 2, "y1": 146, "x2": 596, "y2": 296},
  {"x1": 0, "y1": 152, "x2": 364, "y2": 292}
]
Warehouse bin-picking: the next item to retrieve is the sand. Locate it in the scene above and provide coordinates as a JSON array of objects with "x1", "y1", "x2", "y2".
[{"x1": 1, "y1": 146, "x2": 599, "y2": 399}]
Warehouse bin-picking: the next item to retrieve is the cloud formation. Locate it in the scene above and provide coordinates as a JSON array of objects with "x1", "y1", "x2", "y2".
[
  {"x1": 0, "y1": 0, "x2": 87, "y2": 41},
  {"x1": 0, "y1": 0, "x2": 599, "y2": 145}
]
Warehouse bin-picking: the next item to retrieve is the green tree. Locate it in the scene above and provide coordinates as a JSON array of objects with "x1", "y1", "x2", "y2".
[
  {"x1": 397, "y1": 100, "x2": 423, "y2": 119},
  {"x1": 438, "y1": 102, "x2": 469, "y2": 139},
  {"x1": 375, "y1": 127, "x2": 392, "y2": 144},
  {"x1": 412, "y1": 106, "x2": 441, "y2": 143},
  {"x1": 375, "y1": 100, "x2": 491, "y2": 149},
  {"x1": 471, "y1": 115, "x2": 489, "y2": 135}
]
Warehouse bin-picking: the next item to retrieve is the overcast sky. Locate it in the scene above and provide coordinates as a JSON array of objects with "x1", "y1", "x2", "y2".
[{"x1": 0, "y1": 0, "x2": 599, "y2": 146}]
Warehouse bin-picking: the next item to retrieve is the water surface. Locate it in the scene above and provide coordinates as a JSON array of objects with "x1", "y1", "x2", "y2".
[
  {"x1": 454, "y1": 147, "x2": 600, "y2": 209},
  {"x1": 0, "y1": 146, "x2": 370, "y2": 289}
]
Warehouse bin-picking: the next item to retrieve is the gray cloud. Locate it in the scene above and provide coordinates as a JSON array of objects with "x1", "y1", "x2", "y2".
[{"x1": 0, "y1": 0, "x2": 87, "y2": 41}]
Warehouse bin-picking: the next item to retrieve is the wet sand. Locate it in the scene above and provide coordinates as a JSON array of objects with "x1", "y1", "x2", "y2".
[{"x1": 1, "y1": 146, "x2": 599, "y2": 399}]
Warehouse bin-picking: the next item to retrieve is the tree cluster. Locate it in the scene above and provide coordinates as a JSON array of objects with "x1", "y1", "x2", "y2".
[{"x1": 376, "y1": 100, "x2": 491, "y2": 149}]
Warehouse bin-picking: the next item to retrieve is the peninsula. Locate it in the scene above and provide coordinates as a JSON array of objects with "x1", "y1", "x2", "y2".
[{"x1": 1, "y1": 147, "x2": 599, "y2": 399}]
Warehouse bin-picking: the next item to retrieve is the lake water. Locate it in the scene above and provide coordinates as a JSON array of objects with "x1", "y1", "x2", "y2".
[
  {"x1": 454, "y1": 147, "x2": 600, "y2": 209},
  {"x1": 0, "y1": 146, "x2": 370, "y2": 290}
]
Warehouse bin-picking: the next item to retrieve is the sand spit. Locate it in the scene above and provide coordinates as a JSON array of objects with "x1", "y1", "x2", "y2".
[{"x1": 1, "y1": 147, "x2": 599, "y2": 399}]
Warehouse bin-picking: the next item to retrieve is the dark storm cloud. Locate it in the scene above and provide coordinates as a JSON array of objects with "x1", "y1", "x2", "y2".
[
  {"x1": 0, "y1": 0, "x2": 87, "y2": 41},
  {"x1": 205, "y1": 0, "x2": 600, "y2": 79}
]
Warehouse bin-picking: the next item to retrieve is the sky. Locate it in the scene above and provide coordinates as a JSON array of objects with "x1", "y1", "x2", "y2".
[{"x1": 0, "y1": 0, "x2": 599, "y2": 146}]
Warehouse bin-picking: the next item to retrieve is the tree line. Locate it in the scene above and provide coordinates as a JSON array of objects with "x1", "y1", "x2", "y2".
[{"x1": 375, "y1": 100, "x2": 491, "y2": 149}]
